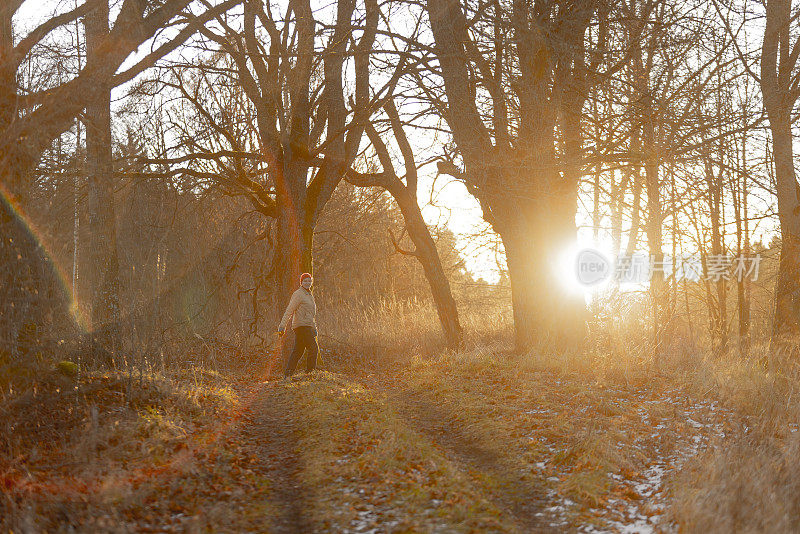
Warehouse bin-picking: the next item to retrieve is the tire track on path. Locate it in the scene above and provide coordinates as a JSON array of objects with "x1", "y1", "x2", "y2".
[
  {"x1": 385, "y1": 386, "x2": 550, "y2": 533},
  {"x1": 240, "y1": 383, "x2": 313, "y2": 534}
]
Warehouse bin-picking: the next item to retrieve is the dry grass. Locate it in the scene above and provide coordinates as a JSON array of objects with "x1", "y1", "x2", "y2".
[
  {"x1": 281, "y1": 371, "x2": 516, "y2": 532},
  {"x1": 294, "y1": 300, "x2": 800, "y2": 531},
  {"x1": 660, "y1": 343, "x2": 800, "y2": 533},
  {"x1": 0, "y1": 365, "x2": 242, "y2": 532},
  {"x1": 389, "y1": 348, "x2": 683, "y2": 525},
  {"x1": 5, "y1": 296, "x2": 800, "y2": 532},
  {"x1": 670, "y1": 431, "x2": 800, "y2": 533},
  {"x1": 319, "y1": 296, "x2": 513, "y2": 365},
  {"x1": 525, "y1": 336, "x2": 800, "y2": 532},
  {"x1": 362, "y1": 317, "x2": 800, "y2": 532}
]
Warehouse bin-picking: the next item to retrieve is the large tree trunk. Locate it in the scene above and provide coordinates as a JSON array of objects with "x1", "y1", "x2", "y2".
[
  {"x1": 273, "y1": 160, "x2": 312, "y2": 366},
  {"x1": 502, "y1": 222, "x2": 539, "y2": 352},
  {"x1": 0, "y1": 2, "x2": 14, "y2": 148},
  {"x1": 274, "y1": 171, "x2": 311, "y2": 317},
  {"x1": 761, "y1": 0, "x2": 800, "y2": 343},
  {"x1": 0, "y1": 5, "x2": 29, "y2": 194},
  {"x1": 274, "y1": 212, "x2": 307, "y2": 293},
  {"x1": 85, "y1": 0, "x2": 120, "y2": 352},
  {"x1": 769, "y1": 114, "x2": 800, "y2": 338},
  {"x1": 496, "y1": 190, "x2": 584, "y2": 352}
]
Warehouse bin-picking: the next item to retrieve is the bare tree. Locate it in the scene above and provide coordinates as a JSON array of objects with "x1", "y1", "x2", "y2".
[
  {"x1": 0, "y1": 0, "x2": 241, "y2": 353},
  {"x1": 347, "y1": 98, "x2": 463, "y2": 350},
  {"x1": 187, "y1": 0, "x2": 383, "y2": 315},
  {"x1": 147, "y1": 0, "x2": 441, "y2": 352},
  {"x1": 760, "y1": 0, "x2": 800, "y2": 341},
  {"x1": 420, "y1": 0, "x2": 665, "y2": 352}
]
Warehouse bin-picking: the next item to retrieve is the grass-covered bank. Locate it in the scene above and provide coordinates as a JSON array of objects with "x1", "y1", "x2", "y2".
[{"x1": 0, "y1": 367, "x2": 263, "y2": 532}]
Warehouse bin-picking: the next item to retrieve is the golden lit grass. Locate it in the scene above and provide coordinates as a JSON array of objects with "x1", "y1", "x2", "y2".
[
  {"x1": 669, "y1": 430, "x2": 800, "y2": 533},
  {"x1": 409, "y1": 336, "x2": 800, "y2": 533},
  {"x1": 382, "y1": 345, "x2": 740, "y2": 529},
  {"x1": 318, "y1": 297, "x2": 513, "y2": 366},
  {"x1": 660, "y1": 342, "x2": 800, "y2": 533},
  {"x1": 319, "y1": 298, "x2": 800, "y2": 530},
  {"x1": 282, "y1": 371, "x2": 515, "y2": 532}
]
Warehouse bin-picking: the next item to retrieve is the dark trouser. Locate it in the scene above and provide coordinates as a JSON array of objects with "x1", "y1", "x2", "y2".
[{"x1": 285, "y1": 326, "x2": 318, "y2": 376}]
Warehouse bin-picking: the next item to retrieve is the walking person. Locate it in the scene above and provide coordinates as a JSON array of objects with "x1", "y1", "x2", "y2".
[{"x1": 278, "y1": 272, "x2": 318, "y2": 377}]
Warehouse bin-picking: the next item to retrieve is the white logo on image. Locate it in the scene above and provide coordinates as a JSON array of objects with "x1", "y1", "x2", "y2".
[{"x1": 576, "y1": 248, "x2": 611, "y2": 286}]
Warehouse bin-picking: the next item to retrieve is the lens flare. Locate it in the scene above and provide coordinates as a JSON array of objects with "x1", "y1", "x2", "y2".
[{"x1": 0, "y1": 184, "x2": 89, "y2": 331}]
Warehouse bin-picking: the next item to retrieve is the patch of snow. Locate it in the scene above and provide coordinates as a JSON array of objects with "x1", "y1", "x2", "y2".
[
  {"x1": 579, "y1": 394, "x2": 733, "y2": 534},
  {"x1": 686, "y1": 418, "x2": 703, "y2": 428},
  {"x1": 525, "y1": 408, "x2": 553, "y2": 415}
]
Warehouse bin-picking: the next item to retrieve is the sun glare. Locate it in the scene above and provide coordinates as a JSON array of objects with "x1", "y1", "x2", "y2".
[{"x1": 555, "y1": 240, "x2": 615, "y2": 298}]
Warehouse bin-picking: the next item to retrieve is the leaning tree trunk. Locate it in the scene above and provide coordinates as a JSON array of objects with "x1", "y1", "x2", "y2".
[
  {"x1": 85, "y1": 0, "x2": 120, "y2": 353},
  {"x1": 351, "y1": 102, "x2": 463, "y2": 351},
  {"x1": 388, "y1": 183, "x2": 463, "y2": 350}
]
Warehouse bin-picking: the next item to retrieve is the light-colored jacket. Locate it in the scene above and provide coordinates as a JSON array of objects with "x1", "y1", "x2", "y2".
[{"x1": 279, "y1": 287, "x2": 316, "y2": 331}]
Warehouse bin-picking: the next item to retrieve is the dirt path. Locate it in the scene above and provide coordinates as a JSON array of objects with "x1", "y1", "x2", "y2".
[
  {"x1": 239, "y1": 383, "x2": 312, "y2": 534},
  {"x1": 387, "y1": 387, "x2": 549, "y2": 533}
]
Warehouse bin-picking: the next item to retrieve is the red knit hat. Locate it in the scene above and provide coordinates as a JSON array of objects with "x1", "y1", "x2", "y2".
[{"x1": 300, "y1": 272, "x2": 312, "y2": 282}]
